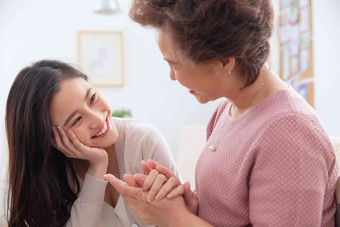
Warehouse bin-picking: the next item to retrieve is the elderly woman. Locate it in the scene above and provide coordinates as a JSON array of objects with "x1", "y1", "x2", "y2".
[{"x1": 105, "y1": 0, "x2": 338, "y2": 226}]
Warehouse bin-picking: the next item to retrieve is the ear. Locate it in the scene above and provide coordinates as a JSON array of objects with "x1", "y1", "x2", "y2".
[{"x1": 220, "y1": 57, "x2": 236, "y2": 72}]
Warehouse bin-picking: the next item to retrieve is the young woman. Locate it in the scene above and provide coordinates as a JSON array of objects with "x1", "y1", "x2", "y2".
[
  {"x1": 105, "y1": 0, "x2": 339, "y2": 226},
  {"x1": 5, "y1": 60, "x2": 179, "y2": 226}
]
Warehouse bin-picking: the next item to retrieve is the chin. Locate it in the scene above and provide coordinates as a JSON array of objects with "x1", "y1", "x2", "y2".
[
  {"x1": 101, "y1": 130, "x2": 119, "y2": 148},
  {"x1": 85, "y1": 128, "x2": 118, "y2": 149},
  {"x1": 195, "y1": 96, "x2": 210, "y2": 104}
]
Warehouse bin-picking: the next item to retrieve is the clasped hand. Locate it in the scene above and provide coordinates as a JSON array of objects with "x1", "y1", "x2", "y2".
[{"x1": 105, "y1": 160, "x2": 198, "y2": 226}]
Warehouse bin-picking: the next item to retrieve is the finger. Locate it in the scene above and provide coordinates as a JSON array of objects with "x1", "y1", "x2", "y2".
[
  {"x1": 141, "y1": 161, "x2": 152, "y2": 175},
  {"x1": 105, "y1": 174, "x2": 141, "y2": 198},
  {"x1": 155, "y1": 165, "x2": 181, "y2": 186},
  {"x1": 147, "y1": 174, "x2": 167, "y2": 202},
  {"x1": 57, "y1": 126, "x2": 75, "y2": 150},
  {"x1": 52, "y1": 126, "x2": 62, "y2": 148},
  {"x1": 183, "y1": 181, "x2": 192, "y2": 198},
  {"x1": 53, "y1": 126, "x2": 71, "y2": 155},
  {"x1": 134, "y1": 173, "x2": 147, "y2": 186},
  {"x1": 167, "y1": 184, "x2": 185, "y2": 199},
  {"x1": 124, "y1": 174, "x2": 140, "y2": 187},
  {"x1": 68, "y1": 130, "x2": 86, "y2": 152},
  {"x1": 146, "y1": 159, "x2": 159, "y2": 169},
  {"x1": 155, "y1": 177, "x2": 178, "y2": 201},
  {"x1": 143, "y1": 169, "x2": 159, "y2": 191},
  {"x1": 51, "y1": 126, "x2": 57, "y2": 146}
]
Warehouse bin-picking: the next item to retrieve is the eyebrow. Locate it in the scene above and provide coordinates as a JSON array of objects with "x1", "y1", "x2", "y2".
[
  {"x1": 63, "y1": 87, "x2": 92, "y2": 126},
  {"x1": 164, "y1": 57, "x2": 178, "y2": 65}
]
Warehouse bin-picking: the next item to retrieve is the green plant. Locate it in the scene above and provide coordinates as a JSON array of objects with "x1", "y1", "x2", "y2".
[{"x1": 112, "y1": 109, "x2": 132, "y2": 118}]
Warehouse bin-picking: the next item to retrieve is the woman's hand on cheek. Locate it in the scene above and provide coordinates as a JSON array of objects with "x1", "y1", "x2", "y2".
[
  {"x1": 52, "y1": 126, "x2": 108, "y2": 179},
  {"x1": 105, "y1": 173, "x2": 188, "y2": 227}
]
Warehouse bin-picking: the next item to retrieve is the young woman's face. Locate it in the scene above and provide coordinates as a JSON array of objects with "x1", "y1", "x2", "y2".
[{"x1": 49, "y1": 77, "x2": 118, "y2": 148}]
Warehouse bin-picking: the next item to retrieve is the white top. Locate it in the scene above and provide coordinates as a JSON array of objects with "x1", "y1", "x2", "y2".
[{"x1": 66, "y1": 118, "x2": 180, "y2": 227}]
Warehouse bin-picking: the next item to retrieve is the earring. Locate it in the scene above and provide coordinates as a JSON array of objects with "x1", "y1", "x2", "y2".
[{"x1": 226, "y1": 70, "x2": 231, "y2": 75}]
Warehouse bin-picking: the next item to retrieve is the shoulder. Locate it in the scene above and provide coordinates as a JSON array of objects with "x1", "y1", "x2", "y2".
[
  {"x1": 113, "y1": 117, "x2": 164, "y2": 144},
  {"x1": 265, "y1": 87, "x2": 324, "y2": 132},
  {"x1": 252, "y1": 87, "x2": 322, "y2": 135},
  {"x1": 252, "y1": 87, "x2": 335, "y2": 156},
  {"x1": 257, "y1": 110, "x2": 334, "y2": 166}
]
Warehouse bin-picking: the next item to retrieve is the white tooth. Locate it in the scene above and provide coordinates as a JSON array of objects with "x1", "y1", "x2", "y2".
[{"x1": 96, "y1": 121, "x2": 107, "y2": 137}]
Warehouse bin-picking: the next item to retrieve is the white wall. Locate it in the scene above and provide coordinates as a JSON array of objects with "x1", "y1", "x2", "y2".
[
  {"x1": 312, "y1": 0, "x2": 340, "y2": 136},
  {"x1": 0, "y1": 0, "x2": 221, "y2": 178},
  {"x1": 270, "y1": 0, "x2": 340, "y2": 137},
  {"x1": 0, "y1": 0, "x2": 339, "y2": 179},
  {"x1": 0, "y1": 0, "x2": 340, "y2": 223},
  {"x1": 0, "y1": 0, "x2": 338, "y2": 170}
]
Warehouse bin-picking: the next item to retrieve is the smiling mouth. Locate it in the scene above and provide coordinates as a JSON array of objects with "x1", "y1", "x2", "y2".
[{"x1": 92, "y1": 116, "x2": 110, "y2": 139}]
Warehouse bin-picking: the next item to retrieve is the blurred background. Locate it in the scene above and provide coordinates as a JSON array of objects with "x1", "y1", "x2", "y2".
[{"x1": 0, "y1": 0, "x2": 339, "y2": 223}]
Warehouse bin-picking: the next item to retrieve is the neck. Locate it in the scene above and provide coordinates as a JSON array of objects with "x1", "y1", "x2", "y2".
[
  {"x1": 229, "y1": 64, "x2": 271, "y2": 117},
  {"x1": 105, "y1": 144, "x2": 118, "y2": 170},
  {"x1": 105, "y1": 144, "x2": 115, "y2": 156}
]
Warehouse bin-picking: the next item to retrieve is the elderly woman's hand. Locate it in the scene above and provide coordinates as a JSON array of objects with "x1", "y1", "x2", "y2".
[
  {"x1": 127, "y1": 159, "x2": 198, "y2": 215},
  {"x1": 105, "y1": 173, "x2": 191, "y2": 227}
]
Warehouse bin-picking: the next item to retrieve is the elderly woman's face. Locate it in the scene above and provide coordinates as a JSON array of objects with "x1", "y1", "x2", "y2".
[
  {"x1": 157, "y1": 32, "x2": 228, "y2": 104},
  {"x1": 49, "y1": 77, "x2": 118, "y2": 148}
]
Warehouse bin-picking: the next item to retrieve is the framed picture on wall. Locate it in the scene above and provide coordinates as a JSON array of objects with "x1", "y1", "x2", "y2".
[{"x1": 78, "y1": 31, "x2": 124, "y2": 86}]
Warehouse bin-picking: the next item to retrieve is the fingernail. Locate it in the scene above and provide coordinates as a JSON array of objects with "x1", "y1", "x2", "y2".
[
  {"x1": 155, "y1": 194, "x2": 162, "y2": 200},
  {"x1": 167, "y1": 193, "x2": 174, "y2": 199},
  {"x1": 134, "y1": 175, "x2": 142, "y2": 184},
  {"x1": 147, "y1": 194, "x2": 153, "y2": 202}
]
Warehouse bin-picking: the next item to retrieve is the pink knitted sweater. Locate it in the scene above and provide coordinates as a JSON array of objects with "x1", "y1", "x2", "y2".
[{"x1": 195, "y1": 87, "x2": 338, "y2": 226}]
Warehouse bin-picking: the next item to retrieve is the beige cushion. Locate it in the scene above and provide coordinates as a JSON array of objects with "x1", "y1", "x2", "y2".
[
  {"x1": 330, "y1": 137, "x2": 340, "y2": 176},
  {"x1": 330, "y1": 137, "x2": 340, "y2": 161}
]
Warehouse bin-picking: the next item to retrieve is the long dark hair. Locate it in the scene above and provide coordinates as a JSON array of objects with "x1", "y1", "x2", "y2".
[{"x1": 5, "y1": 60, "x2": 88, "y2": 226}]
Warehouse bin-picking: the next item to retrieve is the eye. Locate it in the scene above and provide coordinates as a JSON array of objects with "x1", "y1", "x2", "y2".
[
  {"x1": 90, "y1": 93, "x2": 96, "y2": 104},
  {"x1": 169, "y1": 63, "x2": 181, "y2": 71},
  {"x1": 71, "y1": 116, "x2": 81, "y2": 127}
]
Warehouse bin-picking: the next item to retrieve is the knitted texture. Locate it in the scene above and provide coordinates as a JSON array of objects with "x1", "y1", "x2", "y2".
[{"x1": 195, "y1": 87, "x2": 338, "y2": 227}]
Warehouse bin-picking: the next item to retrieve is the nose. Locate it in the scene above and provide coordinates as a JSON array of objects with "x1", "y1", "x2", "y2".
[
  {"x1": 169, "y1": 69, "x2": 177, "y2": 81},
  {"x1": 89, "y1": 110, "x2": 104, "y2": 129}
]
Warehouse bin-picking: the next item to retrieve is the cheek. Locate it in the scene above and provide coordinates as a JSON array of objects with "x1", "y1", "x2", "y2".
[
  {"x1": 108, "y1": 118, "x2": 119, "y2": 142},
  {"x1": 176, "y1": 72, "x2": 191, "y2": 87},
  {"x1": 72, "y1": 128, "x2": 90, "y2": 146},
  {"x1": 97, "y1": 95, "x2": 109, "y2": 107}
]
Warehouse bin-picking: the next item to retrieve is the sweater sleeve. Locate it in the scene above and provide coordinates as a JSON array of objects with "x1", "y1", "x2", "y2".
[
  {"x1": 65, "y1": 173, "x2": 108, "y2": 227},
  {"x1": 143, "y1": 125, "x2": 181, "y2": 179},
  {"x1": 249, "y1": 115, "x2": 337, "y2": 227}
]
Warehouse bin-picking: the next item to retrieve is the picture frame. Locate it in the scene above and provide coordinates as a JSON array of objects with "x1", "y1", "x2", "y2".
[{"x1": 77, "y1": 31, "x2": 124, "y2": 86}]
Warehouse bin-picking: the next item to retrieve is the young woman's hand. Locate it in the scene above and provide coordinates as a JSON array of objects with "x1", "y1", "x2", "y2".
[
  {"x1": 106, "y1": 173, "x2": 191, "y2": 227},
  {"x1": 130, "y1": 159, "x2": 198, "y2": 215},
  {"x1": 52, "y1": 125, "x2": 108, "y2": 179}
]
